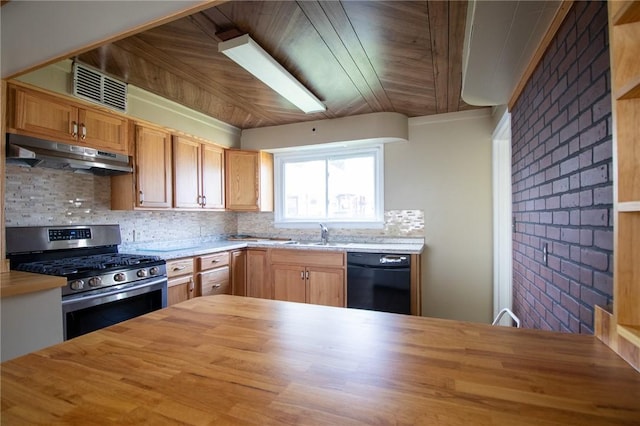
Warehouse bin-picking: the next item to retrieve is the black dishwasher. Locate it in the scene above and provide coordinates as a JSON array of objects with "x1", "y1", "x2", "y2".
[{"x1": 347, "y1": 252, "x2": 411, "y2": 314}]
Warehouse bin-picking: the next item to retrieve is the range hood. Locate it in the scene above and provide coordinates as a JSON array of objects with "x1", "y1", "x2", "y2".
[{"x1": 6, "y1": 133, "x2": 132, "y2": 176}]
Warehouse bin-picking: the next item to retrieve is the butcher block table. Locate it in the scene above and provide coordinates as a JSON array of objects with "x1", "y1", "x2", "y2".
[{"x1": 1, "y1": 296, "x2": 639, "y2": 425}]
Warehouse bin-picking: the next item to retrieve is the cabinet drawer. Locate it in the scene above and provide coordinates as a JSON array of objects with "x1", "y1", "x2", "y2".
[
  {"x1": 270, "y1": 249, "x2": 345, "y2": 268},
  {"x1": 197, "y1": 252, "x2": 230, "y2": 271},
  {"x1": 199, "y1": 266, "x2": 230, "y2": 296},
  {"x1": 167, "y1": 258, "x2": 194, "y2": 278}
]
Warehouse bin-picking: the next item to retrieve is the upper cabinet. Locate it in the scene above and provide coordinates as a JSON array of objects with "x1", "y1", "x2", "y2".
[
  {"x1": 7, "y1": 84, "x2": 129, "y2": 155},
  {"x1": 135, "y1": 124, "x2": 173, "y2": 208},
  {"x1": 112, "y1": 123, "x2": 172, "y2": 210},
  {"x1": 225, "y1": 149, "x2": 273, "y2": 212},
  {"x1": 173, "y1": 135, "x2": 224, "y2": 210}
]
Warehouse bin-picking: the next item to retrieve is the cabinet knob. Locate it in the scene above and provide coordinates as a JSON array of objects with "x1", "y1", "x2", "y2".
[
  {"x1": 80, "y1": 123, "x2": 87, "y2": 140},
  {"x1": 71, "y1": 121, "x2": 78, "y2": 137},
  {"x1": 173, "y1": 265, "x2": 186, "y2": 271},
  {"x1": 139, "y1": 190, "x2": 144, "y2": 205}
]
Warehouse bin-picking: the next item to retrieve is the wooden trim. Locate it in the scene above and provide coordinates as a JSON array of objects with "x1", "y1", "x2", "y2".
[
  {"x1": 594, "y1": 305, "x2": 640, "y2": 372},
  {"x1": 1, "y1": 79, "x2": 7, "y2": 272},
  {"x1": 508, "y1": 1, "x2": 574, "y2": 110},
  {"x1": 410, "y1": 254, "x2": 422, "y2": 316}
]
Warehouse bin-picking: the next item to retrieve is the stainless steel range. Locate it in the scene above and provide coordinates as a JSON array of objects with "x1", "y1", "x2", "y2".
[{"x1": 6, "y1": 224, "x2": 167, "y2": 340}]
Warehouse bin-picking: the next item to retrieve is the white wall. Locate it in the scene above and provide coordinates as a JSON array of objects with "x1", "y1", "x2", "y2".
[
  {"x1": 241, "y1": 107, "x2": 494, "y2": 323},
  {"x1": 385, "y1": 109, "x2": 494, "y2": 323}
]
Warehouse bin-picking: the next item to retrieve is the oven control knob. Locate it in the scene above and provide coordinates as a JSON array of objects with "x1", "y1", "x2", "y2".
[
  {"x1": 137, "y1": 269, "x2": 148, "y2": 278},
  {"x1": 114, "y1": 273, "x2": 126, "y2": 282},
  {"x1": 149, "y1": 267, "x2": 159, "y2": 276},
  {"x1": 88, "y1": 277, "x2": 102, "y2": 287},
  {"x1": 70, "y1": 280, "x2": 84, "y2": 291}
]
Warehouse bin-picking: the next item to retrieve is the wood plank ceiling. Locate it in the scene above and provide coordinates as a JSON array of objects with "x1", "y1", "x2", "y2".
[{"x1": 76, "y1": 1, "x2": 477, "y2": 130}]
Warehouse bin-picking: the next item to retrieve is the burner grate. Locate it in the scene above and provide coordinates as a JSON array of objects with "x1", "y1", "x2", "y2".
[{"x1": 15, "y1": 253, "x2": 162, "y2": 276}]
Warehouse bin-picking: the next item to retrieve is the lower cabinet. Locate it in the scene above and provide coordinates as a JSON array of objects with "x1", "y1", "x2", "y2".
[
  {"x1": 272, "y1": 264, "x2": 345, "y2": 307},
  {"x1": 246, "y1": 249, "x2": 271, "y2": 299},
  {"x1": 167, "y1": 257, "x2": 195, "y2": 306},
  {"x1": 197, "y1": 252, "x2": 230, "y2": 296},
  {"x1": 270, "y1": 249, "x2": 346, "y2": 308},
  {"x1": 231, "y1": 250, "x2": 247, "y2": 296}
]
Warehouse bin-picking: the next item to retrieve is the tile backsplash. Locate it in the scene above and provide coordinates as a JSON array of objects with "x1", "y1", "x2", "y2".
[
  {"x1": 5, "y1": 165, "x2": 424, "y2": 244},
  {"x1": 5, "y1": 165, "x2": 237, "y2": 243}
]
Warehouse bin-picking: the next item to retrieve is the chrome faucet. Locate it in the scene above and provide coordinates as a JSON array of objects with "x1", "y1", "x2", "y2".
[{"x1": 320, "y1": 223, "x2": 329, "y2": 245}]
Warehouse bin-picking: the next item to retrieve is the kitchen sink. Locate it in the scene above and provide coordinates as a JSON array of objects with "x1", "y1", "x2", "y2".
[{"x1": 284, "y1": 241, "x2": 349, "y2": 247}]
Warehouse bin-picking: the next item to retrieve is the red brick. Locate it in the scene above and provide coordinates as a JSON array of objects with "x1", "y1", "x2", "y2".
[
  {"x1": 552, "y1": 177, "x2": 569, "y2": 194},
  {"x1": 546, "y1": 196, "x2": 560, "y2": 209},
  {"x1": 579, "y1": 149, "x2": 592, "y2": 168},
  {"x1": 580, "y1": 165, "x2": 608, "y2": 186},
  {"x1": 580, "y1": 229, "x2": 593, "y2": 246},
  {"x1": 561, "y1": 293, "x2": 581, "y2": 318},
  {"x1": 560, "y1": 156, "x2": 580, "y2": 175},
  {"x1": 561, "y1": 228, "x2": 580, "y2": 244},
  {"x1": 593, "y1": 138, "x2": 612, "y2": 163},
  {"x1": 553, "y1": 211, "x2": 569, "y2": 225},
  {"x1": 594, "y1": 230, "x2": 613, "y2": 250},
  {"x1": 593, "y1": 271, "x2": 613, "y2": 296},
  {"x1": 570, "y1": 209, "x2": 580, "y2": 225},
  {"x1": 579, "y1": 118, "x2": 608, "y2": 149},
  {"x1": 553, "y1": 272, "x2": 570, "y2": 293},
  {"x1": 581, "y1": 209, "x2": 608, "y2": 226},
  {"x1": 561, "y1": 259, "x2": 581, "y2": 280},
  {"x1": 553, "y1": 302, "x2": 570, "y2": 324},
  {"x1": 561, "y1": 192, "x2": 579, "y2": 208},
  {"x1": 580, "y1": 248, "x2": 608, "y2": 271},
  {"x1": 579, "y1": 189, "x2": 593, "y2": 207},
  {"x1": 510, "y1": 0, "x2": 612, "y2": 335},
  {"x1": 579, "y1": 266, "x2": 593, "y2": 286}
]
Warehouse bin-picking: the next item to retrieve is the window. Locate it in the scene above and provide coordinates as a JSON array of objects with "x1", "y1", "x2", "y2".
[{"x1": 274, "y1": 145, "x2": 384, "y2": 227}]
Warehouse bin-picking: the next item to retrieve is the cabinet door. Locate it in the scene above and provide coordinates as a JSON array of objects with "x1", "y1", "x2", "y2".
[
  {"x1": 78, "y1": 108, "x2": 128, "y2": 155},
  {"x1": 13, "y1": 87, "x2": 78, "y2": 144},
  {"x1": 225, "y1": 150, "x2": 259, "y2": 211},
  {"x1": 198, "y1": 267, "x2": 230, "y2": 296},
  {"x1": 135, "y1": 125, "x2": 172, "y2": 208},
  {"x1": 246, "y1": 249, "x2": 271, "y2": 299},
  {"x1": 231, "y1": 250, "x2": 247, "y2": 296},
  {"x1": 307, "y1": 267, "x2": 345, "y2": 307},
  {"x1": 273, "y1": 264, "x2": 306, "y2": 303},
  {"x1": 168, "y1": 275, "x2": 194, "y2": 306},
  {"x1": 173, "y1": 135, "x2": 201, "y2": 208},
  {"x1": 201, "y1": 144, "x2": 225, "y2": 209}
]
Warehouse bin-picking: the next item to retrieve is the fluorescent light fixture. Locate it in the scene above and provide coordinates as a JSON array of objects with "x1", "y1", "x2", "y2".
[{"x1": 218, "y1": 34, "x2": 326, "y2": 114}]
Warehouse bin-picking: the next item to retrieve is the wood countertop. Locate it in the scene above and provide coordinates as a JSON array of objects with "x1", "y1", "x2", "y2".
[
  {"x1": 0, "y1": 271, "x2": 65, "y2": 298},
  {"x1": 1, "y1": 295, "x2": 639, "y2": 425}
]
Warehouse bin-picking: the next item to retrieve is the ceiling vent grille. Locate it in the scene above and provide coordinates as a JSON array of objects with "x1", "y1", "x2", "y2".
[{"x1": 73, "y1": 63, "x2": 127, "y2": 113}]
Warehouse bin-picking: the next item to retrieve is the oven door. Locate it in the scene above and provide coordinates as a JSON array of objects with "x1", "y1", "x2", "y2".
[{"x1": 61, "y1": 277, "x2": 167, "y2": 340}]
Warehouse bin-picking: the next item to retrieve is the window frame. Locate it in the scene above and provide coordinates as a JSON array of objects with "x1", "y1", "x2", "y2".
[{"x1": 273, "y1": 144, "x2": 384, "y2": 228}]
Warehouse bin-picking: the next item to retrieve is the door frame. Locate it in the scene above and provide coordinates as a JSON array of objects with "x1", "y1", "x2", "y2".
[{"x1": 492, "y1": 110, "x2": 513, "y2": 324}]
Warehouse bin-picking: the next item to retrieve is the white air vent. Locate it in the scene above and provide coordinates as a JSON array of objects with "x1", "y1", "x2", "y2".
[{"x1": 73, "y1": 63, "x2": 127, "y2": 112}]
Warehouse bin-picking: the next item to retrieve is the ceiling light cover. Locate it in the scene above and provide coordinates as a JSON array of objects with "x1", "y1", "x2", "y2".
[{"x1": 218, "y1": 34, "x2": 326, "y2": 114}]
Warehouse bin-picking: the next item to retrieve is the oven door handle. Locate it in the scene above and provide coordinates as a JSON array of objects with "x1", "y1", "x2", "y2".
[{"x1": 62, "y1": 277, "x2": 168, "y2": 312}]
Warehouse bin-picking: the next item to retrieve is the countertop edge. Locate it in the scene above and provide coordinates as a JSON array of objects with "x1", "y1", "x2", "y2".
[
  {"x1": 127, "y1": 241, "x2": 424, "y2": 259},
  {"x1": 0, "y1": 271, "x2": 66, "y2": 298}
]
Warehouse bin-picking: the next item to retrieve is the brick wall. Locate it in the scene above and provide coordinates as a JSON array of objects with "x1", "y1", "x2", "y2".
[{"x1": 511, "y1": 1, "x2": 612, "y2": 334}]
